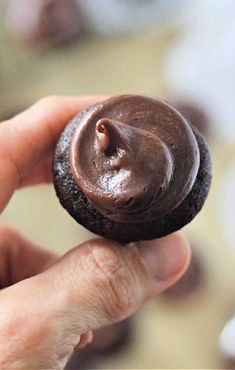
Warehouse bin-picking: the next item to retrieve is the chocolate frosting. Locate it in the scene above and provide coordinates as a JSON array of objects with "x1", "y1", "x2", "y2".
[{"x1": 69, "y1": 95, "x2": 200, "y2": 223}]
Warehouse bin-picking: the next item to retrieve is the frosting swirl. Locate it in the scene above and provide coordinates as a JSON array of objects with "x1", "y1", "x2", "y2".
[{"x1": 69, "y1": 95, "x2": 200, "y2": 223}]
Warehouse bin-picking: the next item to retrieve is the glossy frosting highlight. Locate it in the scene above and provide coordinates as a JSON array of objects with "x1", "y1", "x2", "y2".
[{"x1": 69, "y1": 95, "x2": 200, "y2": 223}]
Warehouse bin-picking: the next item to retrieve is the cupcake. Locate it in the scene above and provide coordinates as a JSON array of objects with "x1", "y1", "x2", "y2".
[{"x1": 53, "y1": 95, "x2": 212, "y2": 243}]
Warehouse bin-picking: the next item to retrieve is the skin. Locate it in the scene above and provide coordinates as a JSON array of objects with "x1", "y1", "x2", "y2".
[{"x1": 0, "y1": 96, "x2": 191, "y2": 368}]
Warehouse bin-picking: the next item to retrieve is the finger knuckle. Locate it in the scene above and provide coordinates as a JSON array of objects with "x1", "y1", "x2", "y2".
[
  {"x1": 36, "y1": 95, "x2": 61, "y2": 109},
  {"x1": 85, "y1": 243, "x2": 138, "y2": 321},
  {"x1": 0, "y1": 224, "x2": 15, "y2": 244}
]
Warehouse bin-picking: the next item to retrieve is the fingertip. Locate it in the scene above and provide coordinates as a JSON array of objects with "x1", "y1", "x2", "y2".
[
  {"x1": 137, "y1": 231, "x2": 191, "y2": 290},
  {"x1": 163, "y1": 231, "x2": 192, "y2": 284}
]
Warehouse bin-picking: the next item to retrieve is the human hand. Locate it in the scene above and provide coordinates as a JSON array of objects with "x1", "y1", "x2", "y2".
[{"x1": 0, "y1": 96, "x2": 191, "y2": 369}]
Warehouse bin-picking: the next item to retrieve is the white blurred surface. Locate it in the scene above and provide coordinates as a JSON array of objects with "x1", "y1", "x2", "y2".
[
  {"x1": 165, "y1": 0, "x2": 235, "y2": 142},
  {"x1": 78, "y1": 0, "x2": 178, "y2": 34},
  {"x1": 219, "y1": 316, "x2": 235, "y2": 358}
]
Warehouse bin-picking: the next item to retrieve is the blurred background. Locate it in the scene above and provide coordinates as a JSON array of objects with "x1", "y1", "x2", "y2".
[{"x1": 0, "y1": 0, "x2": 235, "y2": 368}]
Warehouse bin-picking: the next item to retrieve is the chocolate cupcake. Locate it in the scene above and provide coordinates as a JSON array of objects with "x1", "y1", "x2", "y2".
[{"x1": 53, "y1": 95, "x2": 212, "y2": 243}]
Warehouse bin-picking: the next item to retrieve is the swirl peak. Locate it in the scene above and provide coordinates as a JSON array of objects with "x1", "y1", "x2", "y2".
[{"x1": 95, "y1": 118, "x2": 132, "y2": 156}]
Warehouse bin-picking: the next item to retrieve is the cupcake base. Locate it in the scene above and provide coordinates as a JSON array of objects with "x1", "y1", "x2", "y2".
[{"x1": 54, "y1": 117, "x2": 211, "y2": 243}]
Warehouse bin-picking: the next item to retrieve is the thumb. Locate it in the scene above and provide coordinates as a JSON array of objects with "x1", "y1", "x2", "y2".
[{"x1": 0, "y1": 232, "x2": 190, "y2": 369}]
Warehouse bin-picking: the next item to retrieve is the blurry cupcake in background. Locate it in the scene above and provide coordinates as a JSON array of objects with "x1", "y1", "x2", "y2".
[
  {"x1": 3, "y1": 0, "x2": 180, "y2": 47},
  {"x1": 173, "y1": 101, "x2": 211, "y2": 138},
  {"x1": 90, "y1": 318, "x2": 133, "y2": 355},
  {"x1": 66, "y1": 319, "x2": 133, "y2": 369},
  {"x1": 162, "y1": 250, "x2": 206, "y2": 300},
  {"x1": 5, "y1": 0, "x2": 82, "y2": 45}
]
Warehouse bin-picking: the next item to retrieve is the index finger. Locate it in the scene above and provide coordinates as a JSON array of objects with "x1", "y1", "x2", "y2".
[{"x1": 0, "y1": 96, "x2": 106, "y2": 213}]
